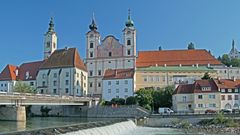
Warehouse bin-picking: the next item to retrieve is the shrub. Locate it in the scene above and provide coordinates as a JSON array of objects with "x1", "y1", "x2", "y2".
[{"x1": 126, "y1": 96, "x2": 137, "y2": 105}]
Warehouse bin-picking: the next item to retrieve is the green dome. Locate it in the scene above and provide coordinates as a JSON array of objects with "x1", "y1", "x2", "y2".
[{"x1": 125, "y1": 18, "x2": 134, "y2": 27}]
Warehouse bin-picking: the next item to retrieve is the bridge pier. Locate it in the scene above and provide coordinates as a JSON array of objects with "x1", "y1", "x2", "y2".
[{"x1": 0, "y1": 106, "x2": 26, "y2": 121}]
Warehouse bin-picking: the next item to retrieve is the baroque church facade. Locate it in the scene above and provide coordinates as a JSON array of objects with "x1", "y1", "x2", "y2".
[{"x1": 85, "y1": 12, "x2": 137, "y2": 97}]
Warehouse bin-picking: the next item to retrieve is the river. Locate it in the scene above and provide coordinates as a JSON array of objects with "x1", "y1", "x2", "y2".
[{"x1": 0, "y1": 117, "x2": 237, "y2": 135}]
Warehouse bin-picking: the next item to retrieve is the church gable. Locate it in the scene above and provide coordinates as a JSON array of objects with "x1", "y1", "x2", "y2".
[{"x1": 97, "y1": 35, "x2": 125, "y2": 57}]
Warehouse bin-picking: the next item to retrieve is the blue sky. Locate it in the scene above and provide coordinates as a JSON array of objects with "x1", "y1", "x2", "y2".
[{"x1": 0, "y1": 0, "x2": 240, "y2": 70}]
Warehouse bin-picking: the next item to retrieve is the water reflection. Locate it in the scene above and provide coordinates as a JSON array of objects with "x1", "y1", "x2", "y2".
[{"x1": 0, "y1": 117, "x2": 114, "y2": 134}]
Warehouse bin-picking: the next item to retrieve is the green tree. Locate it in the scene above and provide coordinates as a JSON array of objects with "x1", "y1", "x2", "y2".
[
  {"x1": 201, "y1": 72, "x2": 211, "y2": 80},
  {"x1": 217, "y1": 56, "x2": 221, "y2": 61},
  {"x1": 221, "y1": 54, "x2": 231, "y2": 66},
  {"x1": 230, "y1": 58, "x2": 240, "y2": 67},
  {"x1": 135, "y1": 88, "x2": 154, "y2": 110},
  {"x1": 14, "y1": 81, "x2": 36, "y2": 93},
  {"x1": 111, "y1": 98, "x2": 125, "y2": 105},
  {"x1": 126, "y1": 96, "x2": 137, "y2": 105},
  {"x1": 187, "y1": 42, "x2": 195, "y2": 50}
]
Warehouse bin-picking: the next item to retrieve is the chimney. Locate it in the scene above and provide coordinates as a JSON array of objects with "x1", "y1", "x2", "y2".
[
  {"x1": 155, "y1": 64, "x2": 158, "y2": 67},
  {"x1": 207, "y1": 63, "x2": 210, "y2": 68},
  {"x1": 179, "y1": 64, "x2": 182, "y2": 67},
  {"x1": 164, "y1": 64, "x2": 167, "y2": 67},
  {"x1": 233, "y1": 76, "x2": 236, "y2": 81},
  {"x1": 196, "y1": 63, "x2": 199, "y2": 68},
  {"x1": 115, "y1": 70, "x2": 117, "y2": 76}
]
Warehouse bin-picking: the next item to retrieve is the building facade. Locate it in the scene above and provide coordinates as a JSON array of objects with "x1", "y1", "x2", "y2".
[
  {"x1": 172, "y1": 79, "x2": 221, "y2": 113},
  {"x1": 0, "y1": 65, "x2": 18, "y2": 92},
  {"x1": 85, "y1": 12, "x2": 136, "y2": 97},
  {"x1": 102, "y1": 68, "x2": 135, "y2": 101},
  {"x1": 214, "y1": 66, "x2": 240, "y2": 79},
  {"x1": 214, "y1": 79, "x2": 240, "y2": 110},
  {"x1": 36, "y1": 48, "x2": 88, "y2": 96}
]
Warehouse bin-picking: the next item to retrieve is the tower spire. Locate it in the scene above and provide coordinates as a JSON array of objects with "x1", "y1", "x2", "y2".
[
  {"x1": 89, "y1": 12, "x2": 98, "y2": 31},
  {"x1": 48, "y1": 17, "x2": 55, "y2": 32},
  {"x1": 125, "y1": 9, "x2": 134, "y2": 27},
  {"x1": 232, "y1": 39, "x2": 235, "y2": 49}
]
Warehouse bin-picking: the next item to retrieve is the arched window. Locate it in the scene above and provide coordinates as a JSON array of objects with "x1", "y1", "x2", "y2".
[
  {"x1": 127, "y1": 40, "x2": 131, "y2": 45},
  {"x1": 109, "y1": 52, "x2": 112, "y2": 57},
  {"x1": 90, "y1": 43, "x2": 93, "y2": 48}
]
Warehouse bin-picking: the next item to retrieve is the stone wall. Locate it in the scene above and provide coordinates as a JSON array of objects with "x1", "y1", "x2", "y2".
[
  {"x1": 0, "y1": 106, "x2": 26, "y2": 121},
  {"x1": 87, "y1": 105, "x2": 150, "y2": 118}
]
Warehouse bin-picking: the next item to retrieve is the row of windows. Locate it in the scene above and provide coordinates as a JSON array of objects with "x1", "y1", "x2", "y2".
[
  {"x1": 89, "y1": 39, "x2": 132, "y2": 49},
  {"x1": 108, "y1": 80, "x2": 129, "y2": 85},
  {"x1": 0, "y1": 84, "x2": 7, "y2": 87},
  {"x1": 52, "y1": 88, "x2": 81, "y2": 94},
  {"x1": 108, "y1": 88, "x2": 129, "y2": 93},
  {"x1": 218, "y1": 70, "x2": 240, "y2": 74},
  {"x1": 197, "y1": 103, "x2": 216, "y2": 108},
  {"x1": 42, "y1": 72, "x2": 86, "y2": 80},
  {"x1": 42, "y1": 80, "x2": 86, "y2": 87},
  {"x1": 89, "y1": 50, "x2": 132, "y2": 58},
  {"x1": 221, "y1": 89, "x2": 239, "y2": 93},
  {"x1": 143, "y1": 76, "x2": 172, "y2": 82},
  {"x1": 115, "y1": 95, "x2": 129, "y2": 99},
  {"x1": 221, "y1": 95, "x2": 239, "y2": 100},
  {"x1": 198, "y1": 95, "x2": 216, "y2": 99}
]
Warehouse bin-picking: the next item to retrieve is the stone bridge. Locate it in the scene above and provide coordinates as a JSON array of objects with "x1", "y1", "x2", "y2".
[{"x1": 0, "y1": 92, "x2": 99, "y2": 122}]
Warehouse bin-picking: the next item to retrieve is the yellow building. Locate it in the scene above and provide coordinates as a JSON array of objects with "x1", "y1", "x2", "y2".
[
  {"x1": 136, "y1": 66, "x2": 217, "y2": 90},
  {"x1": 172, "y1": 79, "x2": 221, "y2": 113}
]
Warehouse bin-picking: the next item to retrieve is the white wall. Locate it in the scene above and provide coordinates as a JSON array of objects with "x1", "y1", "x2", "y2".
[{"x1": 102, "y1": 78, "x2": 134, "y2": 101}]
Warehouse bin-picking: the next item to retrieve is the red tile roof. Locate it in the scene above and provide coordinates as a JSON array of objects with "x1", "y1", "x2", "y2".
[
  {"x1": 18, "y1": 61, "x2": 44, "y2": 81},
  {"x1": 136, "y1": 49, "x2": 222, "y2": 68},
  {"x1": 173, "y1": 79, "x2": 219, "y2": 95},
  {"x1": 40, "y1": 48, "x2": 87, "y2": 71},
  {"x1": 0, "y1": 65, "x2": 18, "y2": 81},
  {"x1": 214, "y1": 79, "x2": 240, "y2": 89},
  {"x1": 103, "y1": 68, "x2": 134, "y2": 80}
]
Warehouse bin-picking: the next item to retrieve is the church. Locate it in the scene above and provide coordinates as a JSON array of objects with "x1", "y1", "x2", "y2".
[{"x1": 85, "y1": 11, "x2": 137, "y2": 97}]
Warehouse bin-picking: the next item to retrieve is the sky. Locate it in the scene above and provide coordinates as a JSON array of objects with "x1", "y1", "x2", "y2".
[{"x1": 0, "y1": 0, "x2": 240, "y2": 70}]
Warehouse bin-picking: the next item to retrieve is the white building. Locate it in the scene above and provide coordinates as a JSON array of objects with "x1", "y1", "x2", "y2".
[
  {"x1": 85, "y1": 11, "x2": 137, "y2": 97},
  {"x1": 36, "y1": 48, "x2": 88, "y2": 96},
  {"x1": 214, "y1": 66, "x2": 240, "y2": 79},
  {"x1": 0, "y1": 65, "x2": 18, "y2": 92},
  {"x1": 102, "y1": 68, "x2": 135, "y2": 101}
]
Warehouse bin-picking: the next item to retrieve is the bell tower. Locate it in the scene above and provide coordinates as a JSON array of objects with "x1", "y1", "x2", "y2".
[
  {"x1": 44, "y1": 17, "x2": 57, "y2": 59},
  {"x1": 86, "y1": 13, "x2": 100, "y2": 59},
  {"x1": 123, "y1": 9, "x2": 136, "y2": 57}
]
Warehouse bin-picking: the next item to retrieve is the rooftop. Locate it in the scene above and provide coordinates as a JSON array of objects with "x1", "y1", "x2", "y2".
[
  {"x1": 103, "y1": 68, "x2": 134, "y2": 80},
  {"x1": 136, "y1": 66, "x2": 215, "y2": 72},
  {"x1": 136, "y1": 49, "x2": 222, "y2": 68}
]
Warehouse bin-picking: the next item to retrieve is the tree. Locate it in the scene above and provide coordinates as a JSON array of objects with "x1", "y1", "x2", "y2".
[
  {"x1": 187, "y1": 42, "x2": 195, "y2": 50},
  {"x1": 221, "y1": 54, "x2": 231, "y2": 66},
  {"x1": 111, "y1": 98, "x2": 125, "y2": 105},
  {"x1": 202, "y1": 72, "x2": 211, "y2": 80},
  {"x1": 230, "y1": 58, "x2": 240, "y2": 67},
  {"x1": 217, "y1": 56, "x2": 221, "y2": 61},
  {"x1": 40, "y1": 106, "x2": 52, "y2": 117},
  {"x1": 14, "y1": 81, "x2": 36, "y2": 93},
  {"x1": 126, "y1": 96, "x2": 137, "y2": 105},
  {"x1": 135, "y1": 88, "x2": 154, "y2": 111}
]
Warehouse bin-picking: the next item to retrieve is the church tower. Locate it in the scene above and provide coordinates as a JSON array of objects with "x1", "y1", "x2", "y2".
[
  {"x1": 123, "y1": 9, "x2": 136, "y2": 57},
  {"x1": 44, "y1": 17, "x2": 57, "y2": 59},
  {"x1": 86, "y1": 14, "x2": 100, "y2": 59}
]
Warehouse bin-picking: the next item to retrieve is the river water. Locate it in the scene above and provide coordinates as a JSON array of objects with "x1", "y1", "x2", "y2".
[{"x1": 0, "y1": 117, "x2": 237, "y2": 135}]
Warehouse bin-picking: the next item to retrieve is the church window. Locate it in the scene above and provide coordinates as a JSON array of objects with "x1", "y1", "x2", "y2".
[
  {"x1": 127, "y1": 50, "x2": 131, "y2": 55},
  {"x1": 65, "y1": 88, "x2": 69, "y2": 93},
  {"x1": 98, "y1": 82, "x2": 101, "y2": 87},
  {"x1": 90, "y1": 52, "x2": 93, "y2": 57},
  {"x1": 90, "y1": 43, "x2": 93, "y2": 48},
  {"x1": 46, "y1": 42, "x2": 50, "y2": 48},
  {"x1": 127, "y1": 39, "x2": 131, "y2": 45},
  {"x1": 98, "y1": 70, "x2": 101, "y2": 76},
  {"x1": 109, "y1": 52, "x2": 112, "y2": 57},
  {"x1": 90, "y1": 82, "x2": 93, "y2": 87},
  {"x1": 89, "y1": 71, "x2": 93, "y2": 76},
  {"x1": 65, "y1": 80, "x2": 69, "y2": 85}
]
